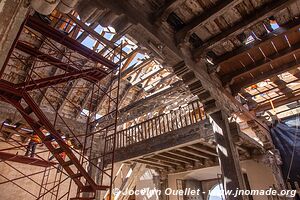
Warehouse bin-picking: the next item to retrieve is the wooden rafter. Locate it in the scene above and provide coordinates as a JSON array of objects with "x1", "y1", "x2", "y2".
[
  {"x1": 176, "y1": 0, "x2": 240, "y2": 42},
  {"x1": 222, "y1": 42, "x2": 300, "y2": 84},
  {"x1": 256, "y1": 93, "x2": 300, "y2": 112},
  {"x1": 155, "y1": 0, "x2": 186, "y2": 22},
  {"x1": 193, "y1": 0, "x2": 296, "y2": 59},
  {"x1": 231, "y1": 60, "x2": 300, "y2": 94},
  {"x1": 214, "y1": 19, "x2": 300, "y2": 65},
  {"x1": 120, "y1": 50, "x2": 138, "y2": 71}
]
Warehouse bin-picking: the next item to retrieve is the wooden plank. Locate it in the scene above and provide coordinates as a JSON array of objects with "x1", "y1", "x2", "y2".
[
  {"x1": 214, "y1": 19, "x2": 300, "y2": 65},
  {"x1": 67, "y1": 14, "x2": 115, "y2": 49},
  {"x1": 176, "y1": 0, "x2": 240, "y2": 42},
  {"x1": 135, "y1": 159, "x2": 168, "y2": 169},
  {"x1": 168, "y1": 150, "x2": 204, "y2": 162},
  {"x1": 178, "y1": 146, "x2": 214, "y2": 159},
  {"x1": 151, "y1": 155, "x2": 185, "y2": 166},
  {"x1": 223, "y1": 42, "x2": 300, "y2": 84},
  {"x1": 189, "y1": 143, "x2": 218, "y2": 156},
  {"x1": 155, "y1": 0, "x2": 187, "y2": 21},
  {"x1": 193, "y1": 0, "x2": 297, "y2": 58},
  {"x1": 255, "y1": 93, "x2": 300, "y2": 112},
  {"x1": 143, "y1": 157, "x2": 178, "y2": 168},
  {"x1": 159, "y1": 152, "x2": 194, "y2": 164},
  {"x1": 231, "y1": 60, "x2": 300, "y2": 94}
]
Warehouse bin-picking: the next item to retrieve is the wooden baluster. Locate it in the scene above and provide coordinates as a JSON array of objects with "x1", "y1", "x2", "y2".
[
  {"x1": 131, "y1": 127, "x2": 134, "y2": 144},
  {"x1": 174, "y1": 110, "x2": 179, "y2": 130},
  {"x1": 128, "y1": 128, "x2": 130, "y2": 145},
  {"x1": 116, "y1": 132, "x2": 119, "y2": 149},
  {"x1": 146, "y1": 121, "x2": 150, "y2": 139},
  {"x1": 179, "y1": 108, "x2": 183, "y2": 128},
  {"x1": 183, "y1": 107, "x2": 188, "y2": 127},
  {"x1": 136, "y1": 125, "x2": 139, "y2": 142},
  {"x1": 134, "y1": 125, "x2": 139, "y2": 142},
  {"x1": 142, "y1": 122, "x2": 146, "y2": 140},
  {"x1": 162, "y1": 115, "x2": 166, "y2": 133},
  {"x1": 123, "y1": 130, "x2": 125, "y2": 147},
  {"x1": 125, "y1": 129, "x2": 127, "y2": 147},
  {"x1": 187, "y1": 104, "x2": 193, "y2": 125},
  {"x1": 168, "y1": 112, "x2": 172, "y2": 131},
  {"x1": 132, "y1": 127, "x2": 135, "y2": 143},
  {"x1": 127, "y1": 128, "x2": 130, "y2": 145},
  {"x1": 171, "y1": 111, "x2": 175, "y2": 131},
  {"x1": 197, "y1": 101, "x2": 203, "y2": 120},
  {"x1": 121, "y1": 131, "x2": 124, "y2": 148},
  {"x1": 133, "y1": 127, "x2": 136, "y2": 143},
  {"x1": 158, "y1": 116, "x2": 162, "y2": 135},
  {"x1": 154, "y1": 117, "x2": 158, "y2": 136},
  {"x1": 122, "y1": 130, "x2": 125, "y2": 147},
  {"x1": 191, "y1": 102, "x2": 198, "y2": 122},
  {"x1": 152, "y1": 118, "x2": 155, "y2": 136},
  {"x1": 139, "y1": 124, "x2": 142, "y2": 141},
  {"x1": 119, "y1": 131, "x2": 123, "y2": 148}
]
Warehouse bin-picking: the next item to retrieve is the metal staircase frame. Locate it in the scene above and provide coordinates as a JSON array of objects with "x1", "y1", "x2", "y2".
[{"x1": 0, "y1": 12, "x2": 122, "y2": 200}]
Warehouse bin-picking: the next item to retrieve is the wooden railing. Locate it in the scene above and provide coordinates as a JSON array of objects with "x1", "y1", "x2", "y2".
[{"x1": 106, "y1": 101, "x2": 206, "y2": 150}]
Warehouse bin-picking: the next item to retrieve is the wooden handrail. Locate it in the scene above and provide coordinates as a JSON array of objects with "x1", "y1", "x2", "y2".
[{"x1": 105, "y1": 101, "x2": 206, "y2": 150}]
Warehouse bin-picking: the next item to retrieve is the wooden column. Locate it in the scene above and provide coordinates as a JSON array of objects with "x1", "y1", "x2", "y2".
[{"x1": 210, "y1": 110, "x2": 248, "y2": 200}]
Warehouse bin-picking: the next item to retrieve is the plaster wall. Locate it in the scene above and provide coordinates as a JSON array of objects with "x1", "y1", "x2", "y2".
[{"x1": 167, "y1": 159, "x2": 277, "y2": 200}]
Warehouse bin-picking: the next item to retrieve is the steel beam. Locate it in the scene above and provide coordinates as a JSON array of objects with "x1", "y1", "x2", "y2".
[
  {"x1": 15, "y1": 68, "x2": 105, "y2": 91},
  {"x1": 25, "y1": 16, "x2": 117, "y2": 70},
  {"x1": 0, "y1": 152, "x2": 56, "y2": 167},
  {"x1": 16, "y1": 41, "x2": 106, "y2": 83}
]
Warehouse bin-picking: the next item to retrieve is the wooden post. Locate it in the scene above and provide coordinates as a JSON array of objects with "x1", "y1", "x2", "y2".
[{"x1": 210, "y1": 110, "x2": 248, "y2": 200}]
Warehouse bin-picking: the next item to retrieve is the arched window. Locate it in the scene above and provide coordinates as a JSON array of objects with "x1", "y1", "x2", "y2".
[{"x1": 207, "y1": 183, "x2": 225, "y2": 200}]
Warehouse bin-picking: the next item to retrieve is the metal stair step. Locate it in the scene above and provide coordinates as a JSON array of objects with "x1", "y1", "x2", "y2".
[
  {"x1": 70, "y1": 173, "x2": 83, "y2": 179},
  {"x1": 61, "y1": 160, "x2": 73, "y2": 167},
  {"x1": 53, "y1": 148, "x2": 64, "y2": 154}
]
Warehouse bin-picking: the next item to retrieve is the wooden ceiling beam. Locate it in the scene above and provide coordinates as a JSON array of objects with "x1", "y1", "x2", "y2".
[
  {"x1": 121, "y1": 59, "x2": 153, "y2": 79},
  {"x1": 213, "y1": 19, "x2": 300, "y2": 65},
  {"x1": 152, "y1": 155, "x2": 186, "y2": 166},
  {"x1": 120, "y1": 50, "x2": 139, "y2": 71},
  {"x1": 132, "y1": 68, "x2": 164, "y2": 87},
  {"x1": 189, "y1": 143, "x2": 218, "y2": 156},
  {"x1": 176, "y1": 0, "x2": 240, "y2": 43},
  {"x1": 193, "y1": 0, "x2": 296, "y2": 59},
  {"x1": 256, "y1": 93, "x2": 300, "y2": 112},
  {"x1": 239, "y1": 89, "x2": 258, "y2": 110},
  {"x1": 76, "y1": 22, "x2": 99, "y2": 43},
  {"x1": 178, "y1": 147, "x2": 213, "y2": 159},
  {"x1": 231, "y1": 60, "x2": 300, "y2": 94},
  {"x1": 155, "y1": 0, "x2": 186, "y2": 22},
  {"x1": 142, "y1": 158, "x2": 177, "y2": 168},
  {"x1": 223, "y1": 42, "x2": 300, "y2": 84},
  {"x1": 168, "y1": 150, "x2": 203, "y2": 162},
  {"x1": 146, "y1": 73, "x2": 174, "y2": 93},
  {"x1": 135, "y1": 159, "x2": 167, "y2": 170},
  {"x1": 270, "y1": 76, "x2": 293, "y2": 97},
  {"x1": 156, "y1": 152, "x2": 193, "y2": 164}
]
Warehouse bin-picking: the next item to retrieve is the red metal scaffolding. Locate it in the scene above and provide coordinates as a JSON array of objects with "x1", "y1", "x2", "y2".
[{"x1": 0, "y1": 11, "x2": 122, "y2": 200}]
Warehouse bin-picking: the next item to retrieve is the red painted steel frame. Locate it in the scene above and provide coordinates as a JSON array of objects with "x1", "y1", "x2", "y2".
[
  {"x1": 0, "y1": 151, "x2": 56, "y2": 167},
  {"x1": 0, "y1": 13, "x2": 122, "y2": 200},
  {"x1": 26, "y1": 16, "x2": 117, "y2": 70}
]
